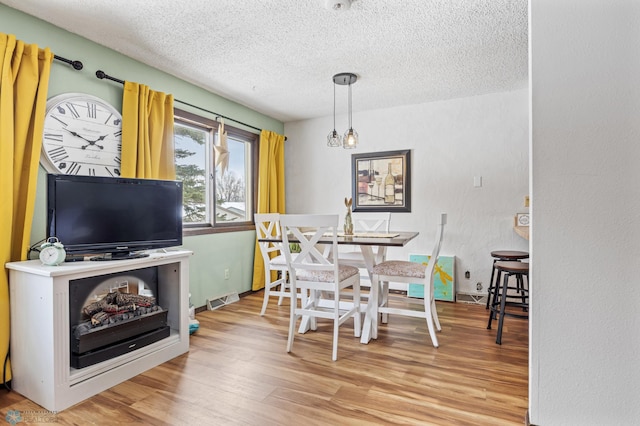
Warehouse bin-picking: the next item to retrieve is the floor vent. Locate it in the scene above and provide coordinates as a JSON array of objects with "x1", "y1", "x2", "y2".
[
  {"x1": 206, "y1": 292, "x2": 240, "y2": 311},
  {"x1": 456, "y1": 292, "x2": 487, "y2": 305}
]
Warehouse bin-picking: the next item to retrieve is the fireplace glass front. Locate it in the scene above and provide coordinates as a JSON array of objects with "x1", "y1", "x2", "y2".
[{"x1": 69, "y1": 266, "x2": 170, "y2": 368}]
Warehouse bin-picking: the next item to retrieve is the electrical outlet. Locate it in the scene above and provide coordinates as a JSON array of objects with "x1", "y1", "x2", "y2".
[
  {"x1": 224, "y1": 268, "x2": 230, "y2": 279},
  {"x1": 476, "y1": 282, "x2": 483, "y2": 291}
]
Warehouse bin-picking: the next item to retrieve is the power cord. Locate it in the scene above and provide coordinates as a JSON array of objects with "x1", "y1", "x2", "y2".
[
  {"x1": 2, "y1": 343, "x2": 10, "y2": 391},
  {"x1": 27, "y1": 238, "x2": 47, "y2": 260}
]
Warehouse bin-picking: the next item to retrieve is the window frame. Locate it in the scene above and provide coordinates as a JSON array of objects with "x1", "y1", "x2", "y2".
[{"x1": 174, "y1": 108, "x2": 258, "y2": 236}]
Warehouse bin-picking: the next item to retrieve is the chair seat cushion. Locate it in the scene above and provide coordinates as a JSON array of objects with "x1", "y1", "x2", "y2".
[
  {"x1": 296, "y1": 264, "x2": 360, "y2": 283},
  {"x1": 373, "y1": 260, "x2": 425, "y2": 278}
]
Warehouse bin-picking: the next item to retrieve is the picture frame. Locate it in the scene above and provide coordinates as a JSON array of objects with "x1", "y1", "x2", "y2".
[{"x1": 351, "y1": 149, "x2": 411, "y2": 212}]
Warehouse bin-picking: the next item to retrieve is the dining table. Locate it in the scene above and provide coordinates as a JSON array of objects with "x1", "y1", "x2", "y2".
[{"x1": 258, "y1": 230, "x2": 420, "y2": 344}]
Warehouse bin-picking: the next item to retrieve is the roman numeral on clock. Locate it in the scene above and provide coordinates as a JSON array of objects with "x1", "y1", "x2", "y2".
[
  {"x1": 47, "y1": 146, "x2": 68, "y2": 162},
  {"x1": 67, "y1": 162, "x2": 81, "y2": 175},
  {"x1": 114, "y1": 130, "x2": 122, "y2": 138},
  {"x1": 50, "y1": 115, "x2": 68, "y2": 127},
  {"x1": 104, "y1": 167, "x2": 120, "y2": 177},
  {"x1": 44, "y1": 133, "x2": 63, "y2": 142},
  {"x1": 65, "y1": 103, "x2": 80, "y2": 119},
  {"x1": 87, "y1": 102, "x2": 97, "y2": 119}
]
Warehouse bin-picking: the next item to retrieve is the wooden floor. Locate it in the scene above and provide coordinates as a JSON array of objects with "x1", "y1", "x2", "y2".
[{"x1": 1, "y1": 291, "x2": 528, "y2": 425}]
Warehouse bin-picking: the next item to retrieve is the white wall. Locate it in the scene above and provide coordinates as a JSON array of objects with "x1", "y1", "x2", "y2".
[
  {"x1": 530, "y1": 1, "x2": 640, "y2": 424},
  {"x1": 284, "y1": 89, "x2": 528, "y2": 295}
]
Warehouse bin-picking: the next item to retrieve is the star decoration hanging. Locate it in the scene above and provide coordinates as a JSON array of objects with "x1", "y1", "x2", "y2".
[{"x1": 214, "y1": 119, "x2": 229, "y2": 176}]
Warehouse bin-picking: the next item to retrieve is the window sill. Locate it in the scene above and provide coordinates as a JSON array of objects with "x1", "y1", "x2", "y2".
[{"x1": 183, "y1": 224, "x2": 255, "y2": 237}]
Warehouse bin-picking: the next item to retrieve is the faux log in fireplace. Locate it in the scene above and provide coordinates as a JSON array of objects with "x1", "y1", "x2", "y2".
[{"x1": 69, "y1": 266, "x2": 170, "y2": 368}]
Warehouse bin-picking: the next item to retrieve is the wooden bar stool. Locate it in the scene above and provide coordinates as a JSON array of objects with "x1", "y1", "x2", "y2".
[
  {"x1": 486, "y1": 250, "x2": 529, "y2": 309},
  {"x1": 486, "y1": 260, "x2": 529, "y2": 344}
]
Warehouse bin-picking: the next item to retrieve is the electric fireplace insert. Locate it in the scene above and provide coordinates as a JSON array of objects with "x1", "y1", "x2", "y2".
[{"x1": 69, "y1": 266, "x2": 170, "y2": 368}]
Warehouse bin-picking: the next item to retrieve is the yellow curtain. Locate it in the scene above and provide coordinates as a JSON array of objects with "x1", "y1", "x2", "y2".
[
  {"x1": 121, "y1": 81, "x2": 175, "y2": 179},
  {"x1": 0, "y1": 33, "x2": 53, "y2": 385},
  {"x1": 251, "y1": 130, "x2": 286, "y2": 291}
]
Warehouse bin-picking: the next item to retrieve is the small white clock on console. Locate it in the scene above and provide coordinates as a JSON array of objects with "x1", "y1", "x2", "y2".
[{"x1": 6, "y1": 250, "x2": 192, "y2": 411}]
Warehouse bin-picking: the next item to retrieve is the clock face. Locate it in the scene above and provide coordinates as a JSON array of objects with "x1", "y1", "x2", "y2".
[
  {"x1": 42, "y1": 93, "x2": 122, "y2": 177},
  {"x1": 517, "y1": 214, "x2": 530, "y2": 226},
  {"x1": 39, "y1": 245, "x2": 66, "y2": 265}
]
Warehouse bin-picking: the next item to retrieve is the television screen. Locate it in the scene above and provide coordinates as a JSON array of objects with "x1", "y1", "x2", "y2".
[{"x1": 47, "y1": 174, "x2": 183, "y2": 260}]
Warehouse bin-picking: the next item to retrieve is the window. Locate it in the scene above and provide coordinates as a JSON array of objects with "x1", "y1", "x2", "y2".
[{"x1": 174, "y1": 109, "x2": 258, "y2": 234}]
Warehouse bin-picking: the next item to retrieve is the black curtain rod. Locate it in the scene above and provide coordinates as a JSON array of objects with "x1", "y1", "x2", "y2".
[
  {"x1": 95, "y1": 69, "x2": 264, "y2": 133},
  {"x1": 53, "y1": 55, "x2": 83, "y2": 70}
]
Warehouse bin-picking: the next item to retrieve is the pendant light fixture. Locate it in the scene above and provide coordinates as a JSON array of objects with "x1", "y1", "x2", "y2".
[
  {"x1": 327, "y1": 78, "x2": 342, "y2": 147},
  {"x1": 327, "y1": 72, "x2": 358, "y2": 149}
]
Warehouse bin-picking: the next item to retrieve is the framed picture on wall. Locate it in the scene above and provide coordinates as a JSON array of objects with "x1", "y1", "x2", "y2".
[{"x1": 351, "y1": 149, "x2": 411, "y2": 212}]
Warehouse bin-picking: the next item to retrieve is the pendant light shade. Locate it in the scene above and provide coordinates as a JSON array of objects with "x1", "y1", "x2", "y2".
[
  {"x1": 328, "y1": 72, "x2": 358, "y2": 148},
  {"x1": 327, "y1": 130, "x2": 342, "y2": 147},
  {"x1": 343, "y1": 128, "x2": 358, "y2": 149}
]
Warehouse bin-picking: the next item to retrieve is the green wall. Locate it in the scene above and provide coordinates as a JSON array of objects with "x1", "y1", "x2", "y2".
[{"x1": 1, "y1": 4, "x2": 283, "y2": 308}]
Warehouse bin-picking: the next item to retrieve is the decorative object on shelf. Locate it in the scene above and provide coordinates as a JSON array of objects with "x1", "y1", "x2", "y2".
[
  {"x1": 516, "y1": 213, "x2": 530, "y2": 227},
  {"x1": 327, "y1": 72, "x2": 358, "y2": 149},
  {"x1": 351, "y1": 149, "x2": 412, "y2": 212},
  {"x1": 344, "y1": 197, "x2": 354, "y2": 235},
  {"x1": 39, "y1": 237, "x2": 66, "y2": 266},
  {"x1": 41, "y1": 93, "x2": 122, "y2": 176}
]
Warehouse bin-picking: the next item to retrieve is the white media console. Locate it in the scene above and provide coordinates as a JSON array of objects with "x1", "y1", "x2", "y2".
[{"x1": 6, "y1": 250, "x2": 192, "y2": 411}]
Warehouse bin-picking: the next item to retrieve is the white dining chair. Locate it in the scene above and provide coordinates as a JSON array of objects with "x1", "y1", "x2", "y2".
[
  {"x1": 255, "y1": 213, "x2": 293, "y2": 316},
  {"x1": 338, "y1": 211, "x2": 391, "y2": 266},
  {"x1": 280, "y1": 214, "x2": 361, "y2": 361},
  {"x1": 370, "y1": 213, "x2": 447, "y2": 347},
  {"x1": 337, "y1": 212, "x2": 391, "y2": 294}
]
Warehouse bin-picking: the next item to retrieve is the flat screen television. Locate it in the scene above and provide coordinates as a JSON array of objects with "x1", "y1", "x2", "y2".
[{"x1": 47, "y1": 174, "x2": 183, "y2": 260}]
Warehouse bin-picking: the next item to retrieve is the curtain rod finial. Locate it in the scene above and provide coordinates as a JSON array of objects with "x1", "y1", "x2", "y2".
[{"x1": 53, "y1": 55, "x2": 83, "y2": 71}]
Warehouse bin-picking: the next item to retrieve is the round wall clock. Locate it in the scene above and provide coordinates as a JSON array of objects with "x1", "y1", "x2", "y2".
[{"x1": 41, "y1": 93, "x2": 122, "y2": 176}]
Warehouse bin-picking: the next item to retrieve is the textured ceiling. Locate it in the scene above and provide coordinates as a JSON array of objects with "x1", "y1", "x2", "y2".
[{"x1": 1, "y1": 0, "x2": 528, "y2": 123}]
